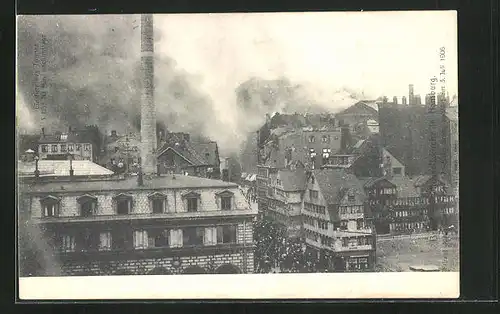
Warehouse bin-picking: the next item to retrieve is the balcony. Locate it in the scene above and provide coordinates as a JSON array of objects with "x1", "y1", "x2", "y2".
[
  {"x1": 339, "y1": 212, "x2": 364, "y2": 220},
  {"x1": 33, "y1": 209, "x2": 257, "y2": 224}
]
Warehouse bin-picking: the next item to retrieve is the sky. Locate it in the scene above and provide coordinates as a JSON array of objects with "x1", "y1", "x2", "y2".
[
  {"x1": 155, "y1": 11, "x2": 458, "y2": 104},
  {"x1": 16, "y1": 11, "x2": 458, "y2": 153}
]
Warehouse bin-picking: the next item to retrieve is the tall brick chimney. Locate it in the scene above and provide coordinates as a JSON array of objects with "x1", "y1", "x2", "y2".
[
  {"x1": 402, "y1": 96, "x2": 407, "y2": 105},
  {"x1": 140, "y1": 14, "x2": 157, "y2": 175},
  {"x1": 393, "y1": 96, "x2": 398, "y2": 104},
  {"x1": 409, "y1": 84, "x2": 415, "y2": 105}
]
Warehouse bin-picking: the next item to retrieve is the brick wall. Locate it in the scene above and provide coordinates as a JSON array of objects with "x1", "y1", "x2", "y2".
[{"x1": 60, "y1": 250, "x2": 254, "y2": 275}]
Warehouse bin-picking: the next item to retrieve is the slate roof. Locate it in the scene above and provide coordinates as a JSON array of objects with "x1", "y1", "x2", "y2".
[
  {"x1": 18, "y1": 160, "x2": 114, "y2": 177},
  {"x1": 278, "y1": 169, "x2": 307, "y2": 191},
  {"x1": 191, "y1": 141, "x2": 219, "y2": 166},
  {"x1": 38, "y1": 133, "x2": 88, "y2": 144},
  {"x1": 157, "y1": 141, "x2": 214, "y2": 167},
  {"x1": 336, "y1": 101, "x2": 379, "y2": 116},
  {"x1": 22, "y1": 174, "x2": 238, "y2": 194},
  {"x1": 313, "y1": 168, "x2": 366, "y2": 204}
]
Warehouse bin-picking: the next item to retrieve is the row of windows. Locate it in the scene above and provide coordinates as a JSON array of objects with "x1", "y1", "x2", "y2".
[
  {"x1": 339, "y1": 205, "x2": 363, "y2": 215},
  {"x1": 304, "y1": 229, "x2": 373, "y2": 248},
  {"x1": 41, "y1": 194, "x2": 234, "y2": 218},
  {"x1": 59, "y1": 225, "x2": 238, "y2": 252},
  {"x1": 307, "y1": 135, "x2": 339, "y2": 143},
  {"x1": 347, "y1": 257, "x2": 369, "y2": 271},
  {"x1": 40, "y1": 143, "x2": 91, "y2": 153},
  {"x1": 389, "y1": 222, "x2": 428, "y2": 232},
  {"x1": 304, "y1": 202, "x2": 326, "y2": 215},
  {"x1": 393, "y1": 209, "x2": 429, "y2": 218}
]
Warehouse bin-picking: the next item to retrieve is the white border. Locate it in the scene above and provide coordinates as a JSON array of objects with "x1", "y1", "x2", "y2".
[{"x1": 19, "y1": 272, "x2": 460, "y2": 299}]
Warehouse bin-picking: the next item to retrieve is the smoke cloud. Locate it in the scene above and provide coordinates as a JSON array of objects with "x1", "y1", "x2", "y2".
[{"x1": 16, "y1": 15, "x2": 369, "y2": 156}]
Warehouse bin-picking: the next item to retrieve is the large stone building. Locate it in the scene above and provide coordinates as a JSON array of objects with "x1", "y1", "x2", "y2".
[
  {"x1": 302, "y1": 168, "x2": 376, "y2": 272},
  {"x1": 37, "y1": 127, "x2": 99, "y2": 162},
  {"x1": 19, "y1": 174, "x2": 257, "y2": 276}
]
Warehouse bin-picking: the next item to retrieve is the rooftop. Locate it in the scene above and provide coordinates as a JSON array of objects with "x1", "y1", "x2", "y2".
[
  {"x1": 22, "y1": 174, "x2": 238, "y2": 194},
  {"x1": 18, "y1": 160, "x2": 114, "y2": 177},
  {"x1": 278, "y1": 168, "x2": 307, "y2": 191},
  {"x1": 313, "y1": 168, "x2": 365, "y2": 204}
]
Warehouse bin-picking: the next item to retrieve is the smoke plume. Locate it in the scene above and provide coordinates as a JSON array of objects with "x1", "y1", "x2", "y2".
[{"x1": 17, "y1": 15, "x2": 369, "y2": 156}]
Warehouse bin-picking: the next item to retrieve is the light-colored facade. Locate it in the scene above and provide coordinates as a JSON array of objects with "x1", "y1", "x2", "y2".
[
  {"x1": 302, "y1": 169, "x2": 376, "y2": 272},
  {"x1": 266, "y1": 168, "x2": 306, "y2": 238},
  {"x1": 20, "y1": 175, "x2": 257, "y2": 276},
  {"x1": 38, "y1": 135, "x2": 93, "y2": 161}
]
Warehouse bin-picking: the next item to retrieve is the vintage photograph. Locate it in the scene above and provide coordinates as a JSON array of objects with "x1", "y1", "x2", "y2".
[{"x1": 16, "y1": 11, "x2": 459, "y2": 298}]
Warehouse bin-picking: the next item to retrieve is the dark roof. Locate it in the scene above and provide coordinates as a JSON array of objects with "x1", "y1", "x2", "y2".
[
  {"x1": 313, "y1": 168, "x2": 365, "y2": 204},
  {"x1": 279, "y1": 169, "x2": 307, "y2": 191},
  {"x1": 157, "y1": 142, "x2": 211, "y2": 166},
  {"x1": 363, "y1": 176, "x2": 396, "y2": 189},
  {"x1": 191, "y1": 141, "x2": 219, "y2": 166},
  {"x1": 389, "y1": 176, "x2": 420, "y2": 197},
  {"x1": 22, "y1": 174, "x2": 238, "y2": 194},
  {"x1": 336, "y1": 101, "x2": 379, "y2": 117}
]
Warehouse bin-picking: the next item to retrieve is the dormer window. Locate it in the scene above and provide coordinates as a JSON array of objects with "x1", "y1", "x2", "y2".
[
  {"x1": 68, "y1": 144, "x2": 74, "y2": 152},
  {"x1": 348, "y1": 193, "x2": 355, "y2": 202},
  {"x1": 40, "y1": 195, "x2": 61, "y2": 217},
  {"x1": 51, "y1": 145, "x2": 58, "y2": 153},
  {"x1": 113, "y1": 193, "x2": 133, "y2": 215},
  {"x1": 182, "y1": 191, "x2": 201, "y2": 212},
  {"x1": 148, "y1": 192, "x2": 167, "y2": 214},
  {"x1": 84, "y1": 144, "x2": 91, "y2": 151},
  {"x1": 216, "y1": 190, "x2": 234, "y2": 211},
  {"x1": 77, "y1": 194, "x2": 98, "y2": 217}
]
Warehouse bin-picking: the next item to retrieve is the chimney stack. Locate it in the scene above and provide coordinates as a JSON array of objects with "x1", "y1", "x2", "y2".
[
  {"x1": 402, "y1": 96, "x2": 407, "y2": 105},
  {"x1": 409, "y1": 84, "x2": 415, "y2": 105},
  {"x1": 140, "y1": 14, "x2": 157, "y2": 176},
  {"x1": 41, "y1": 128, "x2": 45, "y2": 138},
  {"x1": 340, "y1": 125, "x2": 351, "y2": 152},
  {"x1": 137, "y1": 157, "x2": 144, "y2": 186},
  {"x1": 393, "y1": 96, "x2": 398, "y2": 104},
  {"x1": 415, "y1": 95, "x2": 422, "y2": 105}
]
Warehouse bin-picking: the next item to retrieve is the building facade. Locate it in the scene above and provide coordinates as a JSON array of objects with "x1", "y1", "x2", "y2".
[
  {"x1": 266, "y1": 166, "x2": 307, "y2": 238},
  {"x1": 19, "y1": 174, "x2": 256, "y2": 276},
  {"x1": 302, "y1": 169, "x2": 376, "y2": 272},
  {"x1": 364, "y1": 175, "x2": 457, "y2": 235},
  {"x1": 38, "y1": 132, "x2": 94, "y2": 162}
]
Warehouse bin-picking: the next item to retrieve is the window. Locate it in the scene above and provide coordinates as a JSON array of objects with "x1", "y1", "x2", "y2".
[
  {"x1": 60, "y1": 144, "x2": 67, "y2": 152},
  {"x1": 61, "y1": 235, "x2": 76, "y2": 252},
  {"x1": 311, "y1": 177, "x2": 315, "y2": 185},
  {"x1": 221, "y1": 196, "x2": 232, "y2": 210},
  {"x1": 217, "y1": 225, "x2": 237, "y2": 244},
  {"x1": 84, "y1": 144, "x2": 91, "y2": 151},
  {"x1": 114, "y1": 146, "x2": 120, "y2": 153},
  {"x1": 322, "y1": 135, "x2": 330, "y2": 143},
  {"x1": 310, "y1": 190, "x2": 319, "y2": 199},
  {"x1": 40, "y1": 196, "x2": 60, "y2": 217},
  {"x1": 183, "y1": 227, "x2": 204, "y2": 246},
  {"x1": 152, "y1": 199, "x2": 164, "y2": 214},
  {"x1": 76, "y1": 144, "x2": 81, "y2": 151},
  {"x1": 51, "y1": 145, "x2": 58, "y2": 152},
  {"x1": 68, "y1": 144, "x2": 74, "y2": 152},
  {"x1": 41, "y1": 145, "x2": 48, "y2": 153},
  {"x1": 308, "y1": 135, "x2": 316, "y2": 143},
  {"x1": 81, "y1": 202, "x2": 94, "y2": 217},
  {"x1": 393, "y1": 167, "x2": 402, "y2": 175},
  {"x1": 187, "y1": 198, "x2": 198, "y2": 212},
  {"x1": 99, "y1": 232, "x2": 112, "y2": 251},
  {"x1": 112, "y1": 230, "x2": 130, "y2": 250},
  {"x1": 133, "y1": 230, "x2": 149, "y2": 249},
  {"x1": 78, "y1": 229, "x2": 99, "y2": 252},
  {"x1": 114, "y1": 194, "x2": 132, "y2": 215},
  {"x1": 348, "y1": 194, "x2": 355, "y2": 202},
  {"x1": 147, "y1": 229, "x2": 169, "y2": 248},
  {"x1": 204, "y1": 227, "x2": 217, "y2": 246}
]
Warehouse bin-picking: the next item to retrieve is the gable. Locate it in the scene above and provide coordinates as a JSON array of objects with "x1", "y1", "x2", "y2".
[
  {"x1": 40, "y1": 195, "x2": 60, "y2": 204},
  {"x1": 148, "y1": 191, "x2": 167, "y2": 199},
  {"x1": 76, "y1": 194, "x2": 98, "y2": 203},
  {"x1": 338, "y1": 102, "x2": 378, "y2": 117},
  {"x1": 215, "y1": 190, "x2": 234, "y2": 197},
  {"x1": 158, "y1": 147, "x2": 196, "y2": 166}
]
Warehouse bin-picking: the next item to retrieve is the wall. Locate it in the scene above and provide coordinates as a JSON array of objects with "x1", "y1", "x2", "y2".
[
  {"x1": 60, "y1": 251, "x2": 254, "y2": 275},
  {"x1": 29, "y1": 186, "x2": 250, "y2": 218}
]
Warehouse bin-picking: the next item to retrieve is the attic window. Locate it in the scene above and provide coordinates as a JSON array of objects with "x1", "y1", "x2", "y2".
[
  {"x1": 60, "y1": 134, "x2": 68, "y2": 141},
  {"x1": 393, "y1": 167, "x2": 402, "y2": 175},
  {"x1": 182, "y1": 192, "x2": 201, "y2": 212},
  {"x1": 308, "y1": 136, "x2": 316, "y2": 143},
  {"x1": 77, "y1": 195, "x2": 98, "y2": 217},
  {"x1": 347, "y1": 193, "x2": 355, "y2": 202},
  {"x1": 205, "y1": 152, "x2": 210, "y2": 158},
  {"x1": 40, "y1": 196, "x2": 61, "y2": 217},
  {"x1": 114, "y1": 194, "x2": 133, "y2": 215}
]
